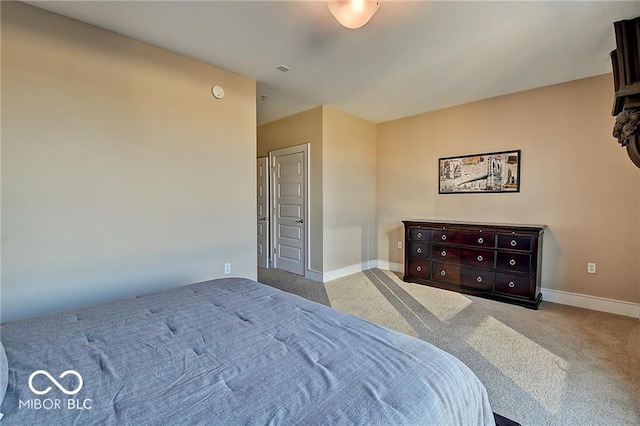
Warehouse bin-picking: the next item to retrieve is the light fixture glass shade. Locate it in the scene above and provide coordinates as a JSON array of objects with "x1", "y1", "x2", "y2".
[{"x1": 329, "y1": 0, "x2": 380, "y2": 29}]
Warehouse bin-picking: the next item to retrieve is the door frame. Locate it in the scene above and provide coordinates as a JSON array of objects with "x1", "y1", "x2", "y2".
[
  {"x1": 269, "y1": 143, "x2": 310, "y2": 277},
  {"x1": 257, "y1": 157, "x2": 270, "y2": 269}
]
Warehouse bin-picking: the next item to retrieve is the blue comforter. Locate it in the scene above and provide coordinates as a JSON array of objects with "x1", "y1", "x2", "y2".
[{"x1": 0, "y1": 278, "x2": 494, "y2": 425}]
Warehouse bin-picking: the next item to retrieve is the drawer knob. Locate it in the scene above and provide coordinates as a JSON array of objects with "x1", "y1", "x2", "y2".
[
  {"x1": 440, "y1": 270, "x2": 446, "y2": 276},
  {"x1": 478, "y1": 237, "x2": 484, "y2": 244},
  {"x1": 417, "y1": 232, "x2": 423, "y2": 238},
  {"x1": 416, "y1": 266, "x2": 422, "y2": 272},
  {"x1": 477, "y1": 255, "x2": 483, "y2": 262},
  {"x1": 441, "y1": 235, "x2": 447, "y2": 241},
  {"x1": 509, "y1": 259, "x2": 516, "y2": 266},
  {"x1": 441, "y1": 250, "x2": 447, "y2": 257},
  {"x1": 416, "y1": 247, "x2": 422, "y2": 254},
  {"x1": 508, "y1": 281, "x2": 515, "y2": 288},
  {"x1": 510, "y1": 240, "x2": 517, "y2": 247},
  {"x1": 476, "y1": 276, "x2": 483, "y2": 283}
]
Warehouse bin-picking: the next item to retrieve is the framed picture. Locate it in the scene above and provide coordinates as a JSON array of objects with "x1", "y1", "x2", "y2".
[{"x1": 438, "y1": 150, "x2": 521, "y2": 194}]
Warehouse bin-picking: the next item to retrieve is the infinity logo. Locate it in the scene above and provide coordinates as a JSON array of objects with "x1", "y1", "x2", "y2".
[{"x1": 28, "y1": 370, "x2": 83, "y2": 396}]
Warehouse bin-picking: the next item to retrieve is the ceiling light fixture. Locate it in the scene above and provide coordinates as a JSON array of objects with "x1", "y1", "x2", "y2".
[{"x1": 329, "y1": 0, "x2": 380, "y2": 29}]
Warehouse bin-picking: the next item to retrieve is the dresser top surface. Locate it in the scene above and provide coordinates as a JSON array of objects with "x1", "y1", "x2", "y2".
[{"x1": 403, "y1": 219, "x2": 547, "y2": 232}]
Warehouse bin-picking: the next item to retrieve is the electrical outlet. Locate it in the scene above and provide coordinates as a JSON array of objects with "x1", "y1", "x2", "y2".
[
  {"x1": 224, "y1": 263, "x2": 231, "y2": 274},
  {"x1": 587, "y1": 262, "x2": 596, "y2": 274},
  {"x1": 397, "y1": 241, "x2": 403, "y2": 249}
]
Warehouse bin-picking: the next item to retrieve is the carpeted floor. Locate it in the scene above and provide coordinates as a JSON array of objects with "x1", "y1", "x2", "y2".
[{"x1": 258, "y1": 267, "x2": 640, "y2": 426}]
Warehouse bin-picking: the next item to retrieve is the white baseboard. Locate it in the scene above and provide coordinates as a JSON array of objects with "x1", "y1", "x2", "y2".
[
  {"x1": 373, "y1": 260, "x2": 404, "y2": 273},
  {"x1": 321, "y1": 260, "x2": 403, "y2": 282},
  {"x1": 541, "y1": 288, "x2": 639, "y2": 319},
  {"x1": 323, "y1": 262, "x2": 375, "y2": 283},
  {"x1": 305, "y1": 269, "x2": 323, "y2": 283}
]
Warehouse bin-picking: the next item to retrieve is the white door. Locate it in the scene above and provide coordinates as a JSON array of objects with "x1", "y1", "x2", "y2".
[
  {"x1": 257, "y1": 157, "x2": 270, "y2": 269},
  {"x1": 271, "y1": 145, "x2": 307, "y2": 276}
]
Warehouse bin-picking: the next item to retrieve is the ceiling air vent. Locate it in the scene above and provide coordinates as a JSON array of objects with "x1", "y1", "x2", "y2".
[{"x1": 276, "y1": 65, "x2": 290, "y2": 72}]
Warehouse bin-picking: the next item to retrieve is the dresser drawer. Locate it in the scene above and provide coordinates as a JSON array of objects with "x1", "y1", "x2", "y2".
[
  {"x1": 432, "y1": 229, "x2": 461, "y2": 244},
  {"x1": 407, "y1": 259, "x2": 430, "y2": 279},
  {"x1": 433, "y1": 229, "x2": 496, "y2": 247},
  {"x1": 409, "y1": 228, "x2": 431, "y2": 242},
  {"x1": 459, "y1": 231, "x2": 496, "y2": 248},
  {"x1": 460, "y1": 267, "x2": 494, "y2": 291},
  {"x1": 460, "y1": 249, "x2": 494, "y2": 269},
  {"x1": 432, "y1": 245, "x2": 461, "y2": 263},
  {"x1": 495, "y1": 272, "x2": 531, "y2": 297},
  {"x1": 408, "y1": 243, "x2": 430, "y2": 258},
  {"x1": 496, "y1": 252, "x2": 530, "y2": 273},
  {"x1": 431, "y1": 262, "x2": 460, "y2": 284},
  {"x1": 497, "y1": 234, "x2": 531, "y2": 251}
]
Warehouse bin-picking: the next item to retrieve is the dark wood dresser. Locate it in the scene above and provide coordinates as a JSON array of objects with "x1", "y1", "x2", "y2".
[{"x1": 403, "y1": 220, "x2": 546, "y2": 309}]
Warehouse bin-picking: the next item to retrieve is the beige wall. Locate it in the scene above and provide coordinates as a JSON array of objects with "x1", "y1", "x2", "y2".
[
  {"x1": 257, "y1": 105, "x2": 377, "y2": 277},
  {"x1": 377, "y1": 74, "x2": 639, "y2": 303},
  {"x1": 1, "y1": 2, "x2": 257, "y2": 322},
  {"x1": 257, "y1": 107, "x2": 324, "y2": 273},
  {"x1": 322, "y1": 106, "x2": 377, "y2": 273}
]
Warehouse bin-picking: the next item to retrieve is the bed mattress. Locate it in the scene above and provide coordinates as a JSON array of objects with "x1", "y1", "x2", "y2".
[{"x1": 0, "y1": 277, "x2": 494, "y2": 425}]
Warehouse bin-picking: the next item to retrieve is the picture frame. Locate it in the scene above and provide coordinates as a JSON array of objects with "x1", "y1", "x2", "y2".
[{"x1": 438, "y1": 150, "x2": 521, "y2": 194}]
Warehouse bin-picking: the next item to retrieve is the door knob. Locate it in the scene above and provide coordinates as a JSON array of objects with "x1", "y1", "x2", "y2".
[{"x1": 296, "y1": 219, "x2": 304, "y2": 224}]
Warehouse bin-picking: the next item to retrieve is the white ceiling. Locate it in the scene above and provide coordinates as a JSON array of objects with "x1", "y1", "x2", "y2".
[{"x1": 26, "y1": 1, "x2": 640, "y2": 125}]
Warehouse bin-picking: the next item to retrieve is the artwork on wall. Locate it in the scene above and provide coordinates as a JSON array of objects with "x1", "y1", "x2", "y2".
[{"x1": 438, "y1": 150, "x2": 521, "y2": 194}]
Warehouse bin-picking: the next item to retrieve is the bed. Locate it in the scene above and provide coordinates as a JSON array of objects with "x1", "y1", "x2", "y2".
[{"x1": 0, "y1": 277, "x2": 495, "y2": 425}]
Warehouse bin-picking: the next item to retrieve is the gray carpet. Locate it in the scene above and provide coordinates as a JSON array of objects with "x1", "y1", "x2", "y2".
[{"x1": 258, "y1": 267, "x2": 640, "y2": 426}]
